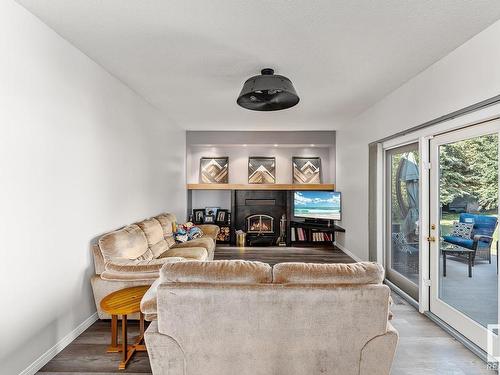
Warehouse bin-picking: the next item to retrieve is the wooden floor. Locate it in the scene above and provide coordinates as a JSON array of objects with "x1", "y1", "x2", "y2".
[
  {"x1": 38, "y1": 245, "x2": 493, "y2": 374},
  {"x1": 213, "y1": 244, "x2": 355, "y2": 265}
]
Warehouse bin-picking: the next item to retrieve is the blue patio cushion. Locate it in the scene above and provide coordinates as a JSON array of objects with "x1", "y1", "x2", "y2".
[
  {"x1": 459, "y1": 213, "x2": 497, "y2": 237},
  {"x1": 442, "y1": 235, "x2": 490, "y2": 250}
]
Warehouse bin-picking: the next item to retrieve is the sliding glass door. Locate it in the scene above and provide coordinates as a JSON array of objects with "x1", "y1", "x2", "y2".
[
  {"x1": 429, "y1": 120, "x2": 499, "y2": 352},
  {"x1": 386, "y1": 143, "x2": 420, "y2": 300}
]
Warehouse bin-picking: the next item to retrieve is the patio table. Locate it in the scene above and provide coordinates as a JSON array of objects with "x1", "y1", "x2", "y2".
[{"x1": 441, "y1": 241, "x2": 475, "y2": 278}]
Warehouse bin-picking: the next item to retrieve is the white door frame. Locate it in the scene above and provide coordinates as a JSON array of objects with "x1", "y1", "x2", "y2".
[
  {"x1": 429, "y1": 119, "x2": 500, "y2": 350},
  {"x1": 377, "y1": 101, "x2": 500, "y2": 314}
]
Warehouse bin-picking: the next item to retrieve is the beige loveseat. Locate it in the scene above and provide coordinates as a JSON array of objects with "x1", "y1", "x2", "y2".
[
  {"x1": 91, "y1": 213, "x2": 219, "y2": 319},
  {"x1": 142, "y1": 260, "x2": 398, "y2": 375}
]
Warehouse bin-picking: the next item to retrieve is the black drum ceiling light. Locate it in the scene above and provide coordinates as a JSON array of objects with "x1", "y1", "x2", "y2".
[{"x1": 237, "y1": 68, "x2": 299, "y2": 111}]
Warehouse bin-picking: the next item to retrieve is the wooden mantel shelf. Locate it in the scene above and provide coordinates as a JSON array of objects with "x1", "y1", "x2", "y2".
[{"x1": 187, "y1": 183, "x2": 335, "y2": 191}]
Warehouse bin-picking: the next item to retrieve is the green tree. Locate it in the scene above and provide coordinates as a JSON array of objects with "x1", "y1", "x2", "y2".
[
  {"x1": 465, "y1": 135, "x2": 498, "y2": 210},
  {"x1": 440, "y1": 134, "x2": 498, "y2": 211},
  {"x1": 439, "y1": 141, "x2": 472, "y2": 206}
]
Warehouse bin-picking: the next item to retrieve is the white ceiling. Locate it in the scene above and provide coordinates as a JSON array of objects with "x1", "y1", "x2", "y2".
[{"x1": 17, "y1": 0, "x2": 500, "y2": 130}]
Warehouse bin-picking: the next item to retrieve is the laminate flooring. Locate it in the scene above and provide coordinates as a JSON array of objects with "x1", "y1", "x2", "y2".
[{"x1": 38, "y1": 246, "x2": 493, "y2": 374}]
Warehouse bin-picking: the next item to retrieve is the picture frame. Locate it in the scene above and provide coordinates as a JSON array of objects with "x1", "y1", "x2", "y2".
[
  {"x1": 205, "y1": 207, "x2": 219, "y2": 217},
  {"x1": 216, "y1": 209, "x2": 229, "y2": 224},
  {"x1": 199, "y1": 157, "x2": 229, "y2": 183},
  {"x1": 204, "y1": 215, "x2": 215, "y2": 223},
  {"x1": 193, "y1": 209, "x2": 205, "y2": 224},
  {"x1": 292, "y1": 156, "x2": 321, "y2": 184},
  {"x1": 248, "y1": 157, "x2": 276, "y2": 184}
]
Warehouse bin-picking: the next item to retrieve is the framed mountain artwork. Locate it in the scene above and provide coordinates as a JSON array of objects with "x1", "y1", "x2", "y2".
[
  {"x1": 199, "y1": 157, "x2": 229, "y2": 183},
  {"x1": 248, "y1": 157, "x2": 276, "y2": 184},
  {"x1": 292, "y1": 157, "x2": 321, "y2": 184}
]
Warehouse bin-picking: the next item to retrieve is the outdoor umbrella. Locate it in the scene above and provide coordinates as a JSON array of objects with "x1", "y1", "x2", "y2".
[{"x1": 396, "y1": 153, "x2": 419, "y2": 237}]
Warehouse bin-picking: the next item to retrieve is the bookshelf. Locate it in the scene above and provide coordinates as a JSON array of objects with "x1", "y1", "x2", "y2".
[{"x1": 289, "y1": 221, "x2": 345, "y2": 247}]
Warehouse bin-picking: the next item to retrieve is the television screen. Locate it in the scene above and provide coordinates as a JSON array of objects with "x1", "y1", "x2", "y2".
[{"x1": 294, "y1": 191, "x2": 341, "y2": 220}]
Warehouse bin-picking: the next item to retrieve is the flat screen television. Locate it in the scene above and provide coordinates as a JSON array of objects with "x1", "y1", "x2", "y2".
[{"x1": 293, "y1": 191, "x2": 341, "y2": 221}]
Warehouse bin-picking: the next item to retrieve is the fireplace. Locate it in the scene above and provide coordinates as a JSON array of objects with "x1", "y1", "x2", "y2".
[
  {"x1": 247, "y1": 214, "x2": 274, "y2": 234},
  {"x1": 233, "y1": 190, "x2": 286, "y2": 246}
]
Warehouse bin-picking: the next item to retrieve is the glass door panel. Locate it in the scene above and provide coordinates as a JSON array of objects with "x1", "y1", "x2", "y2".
[
  {"x1": 430, "y1": 121, "x2": 499, "y2": 351},
  {"x1": 386, "y1": 143, "x2": 420, "y2": 300}
]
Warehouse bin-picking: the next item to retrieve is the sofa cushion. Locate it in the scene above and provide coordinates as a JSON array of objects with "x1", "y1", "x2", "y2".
[
  {"x1": 160, "y1": 260, "x2": 272, "y2": 284},
  {"x1": 159, "y1": 246, "x2": 208, "y2": 261},
  {"x1": 99, "y1": 224, "x2": 149, "y2": 261},
  {"x1": 172, "y1": 237, "x2": 215, "y2": 253},
  {"x1": 137, "y1": 218, "x2": 164, "y2": 245},
  {"x1": 135, "y1": 248, "x2": 154, "y2": 261},
  {"x1": 137, "y1": 218, "x2": 170, "y2": 258},
  {"x1": 105, "y1": 258, "x2": 173, "y2": 273},
  {"x1": 273, "y1": 262, "x2": 384, "y2": 285},
  {"x1": 155, "y1": 213, "x2": 177, "y2": 247},
  {"x1": 101, "y1": 257, "x2": 186, "y2": 281}
]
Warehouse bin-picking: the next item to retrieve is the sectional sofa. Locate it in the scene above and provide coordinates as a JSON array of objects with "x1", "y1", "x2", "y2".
[
  {"x1": 91, "y1": 212, "x2": 219, "y2": 319},
  {"x1": 142, "y1": 260, "x2": 398, "y2": 375}
]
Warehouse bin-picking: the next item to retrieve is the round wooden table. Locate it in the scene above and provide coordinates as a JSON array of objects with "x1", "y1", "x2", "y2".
[{"x1": 100, "y1": 285, "x2": 150, "y2": 370}]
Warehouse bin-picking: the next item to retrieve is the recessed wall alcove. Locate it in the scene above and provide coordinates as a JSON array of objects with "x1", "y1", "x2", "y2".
[{"x1": 186, "y1": 130, "x2": 336, "y2": 220}]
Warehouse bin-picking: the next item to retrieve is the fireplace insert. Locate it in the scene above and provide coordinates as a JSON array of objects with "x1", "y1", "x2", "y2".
[{"x1": 247, "y1": 214, "x2": 274, "y2": 234}]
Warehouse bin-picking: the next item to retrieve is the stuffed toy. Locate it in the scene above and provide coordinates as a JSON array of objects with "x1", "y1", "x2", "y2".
[{"x1": 175, "y1": 222, "x2": 204, "y2": 242}]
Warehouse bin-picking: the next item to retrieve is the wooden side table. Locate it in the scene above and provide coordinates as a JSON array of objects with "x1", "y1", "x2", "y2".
[{"x1": 100, "y1": 285, "x2": 150, "y2": 370}]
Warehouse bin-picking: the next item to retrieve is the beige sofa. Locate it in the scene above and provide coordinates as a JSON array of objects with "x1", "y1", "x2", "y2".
[
  {"x1": 91, "y1": 212, "x2": 219, "y2": 319},
  {"x1": 143, "y1": 260, "x2": 398, "y2": 375}
]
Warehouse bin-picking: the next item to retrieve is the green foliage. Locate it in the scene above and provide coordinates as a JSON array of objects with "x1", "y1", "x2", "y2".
[{"x1": 440, "y1": 134, "x2": 498, "y2": 210}]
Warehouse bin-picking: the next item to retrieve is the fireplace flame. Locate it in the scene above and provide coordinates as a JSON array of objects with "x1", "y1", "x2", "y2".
[
  {"x1": 247, "y1": 214, "x2": 274, "y2": 233},
  {"x1": 250, "y1": 222, "x2": 271, "y2": 231}
]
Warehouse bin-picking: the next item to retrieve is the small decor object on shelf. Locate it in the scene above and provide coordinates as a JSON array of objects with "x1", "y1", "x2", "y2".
[
  {"x1": 292, "y1": 157, "x2": 321, "y2": 184},
  {"x1": 199, "y1": 157, "x2": 229, "y2": 183},
  {"x1": 216, "y1": 209, "x2": 229, "y2": 224},
  {"x1": 248, "y1": 157, "x2": 276, "y2": 184},
  {"x1": 193, "y1": 209, "x2": 205, "y2": 224}
]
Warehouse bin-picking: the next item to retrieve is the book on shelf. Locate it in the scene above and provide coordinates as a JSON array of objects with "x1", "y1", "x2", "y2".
[{"x1": 291, "y1": 227, "x2": 332, "y2": 242}]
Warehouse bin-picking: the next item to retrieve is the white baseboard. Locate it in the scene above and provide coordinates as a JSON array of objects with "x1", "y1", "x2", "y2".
[
  {"x1": 19, "y1": 312, "x2": 99, "y2": 375},
  {"x1": 334, "y1": 242, "x2": 363, "y2": 262}
]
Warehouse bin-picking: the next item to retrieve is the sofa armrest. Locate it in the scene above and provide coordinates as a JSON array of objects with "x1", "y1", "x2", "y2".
[
  {"x1": 141, "y1": 278, "x2": 160, "y2": 321},
  {"x1": 197, "y1": 224, "x2": 220, "y2": 240},
  {"x1": 92, "y1": 243, "x2": 106, "y2": 275},
  {"x1": 144, "y1": 321, "x2": 185, "y2": 375},
  {"x1": 360, "y1": 322, "x2": 399, "y2": 375}
]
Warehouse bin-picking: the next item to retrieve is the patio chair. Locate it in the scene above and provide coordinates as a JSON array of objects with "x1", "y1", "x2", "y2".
[
  {"x1": 442, "y1": 213, "x2": 497, "y2": 265},
  {"x1": 391, "y1": 232, "x2": 419, "y2": 273}
]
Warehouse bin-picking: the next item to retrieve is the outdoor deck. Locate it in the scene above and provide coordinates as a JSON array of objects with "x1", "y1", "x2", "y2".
[{"x1": 439, "y1": 254, "x2": 498, "y2": 328}]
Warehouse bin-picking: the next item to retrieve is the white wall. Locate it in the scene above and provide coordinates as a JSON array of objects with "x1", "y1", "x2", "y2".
[
  {"x1": 188, "y1": 145, "x2": 333, "y2": 184},
  {"x1": 335, "y1": 19, "x2": 500, "y2": 260},
  {"x1": 0, "y1": 2, "x2": 186, "y2": 374}
]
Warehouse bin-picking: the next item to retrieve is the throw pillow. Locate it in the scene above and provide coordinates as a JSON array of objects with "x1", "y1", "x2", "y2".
[
  {"x1": 392, "y1": 232, "x2": 410, "y2": 253},
  {"x1": 175, "y1": 222, "x2": 204, "y2": 242},
  {"x1": 451, "y1": 222, "x2": 473, "y2": 239}
]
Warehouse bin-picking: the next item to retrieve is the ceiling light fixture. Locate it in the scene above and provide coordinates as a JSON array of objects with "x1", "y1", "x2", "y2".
[{"x1": 237, "y1": 68, "x2": 299, "y2": 111}]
